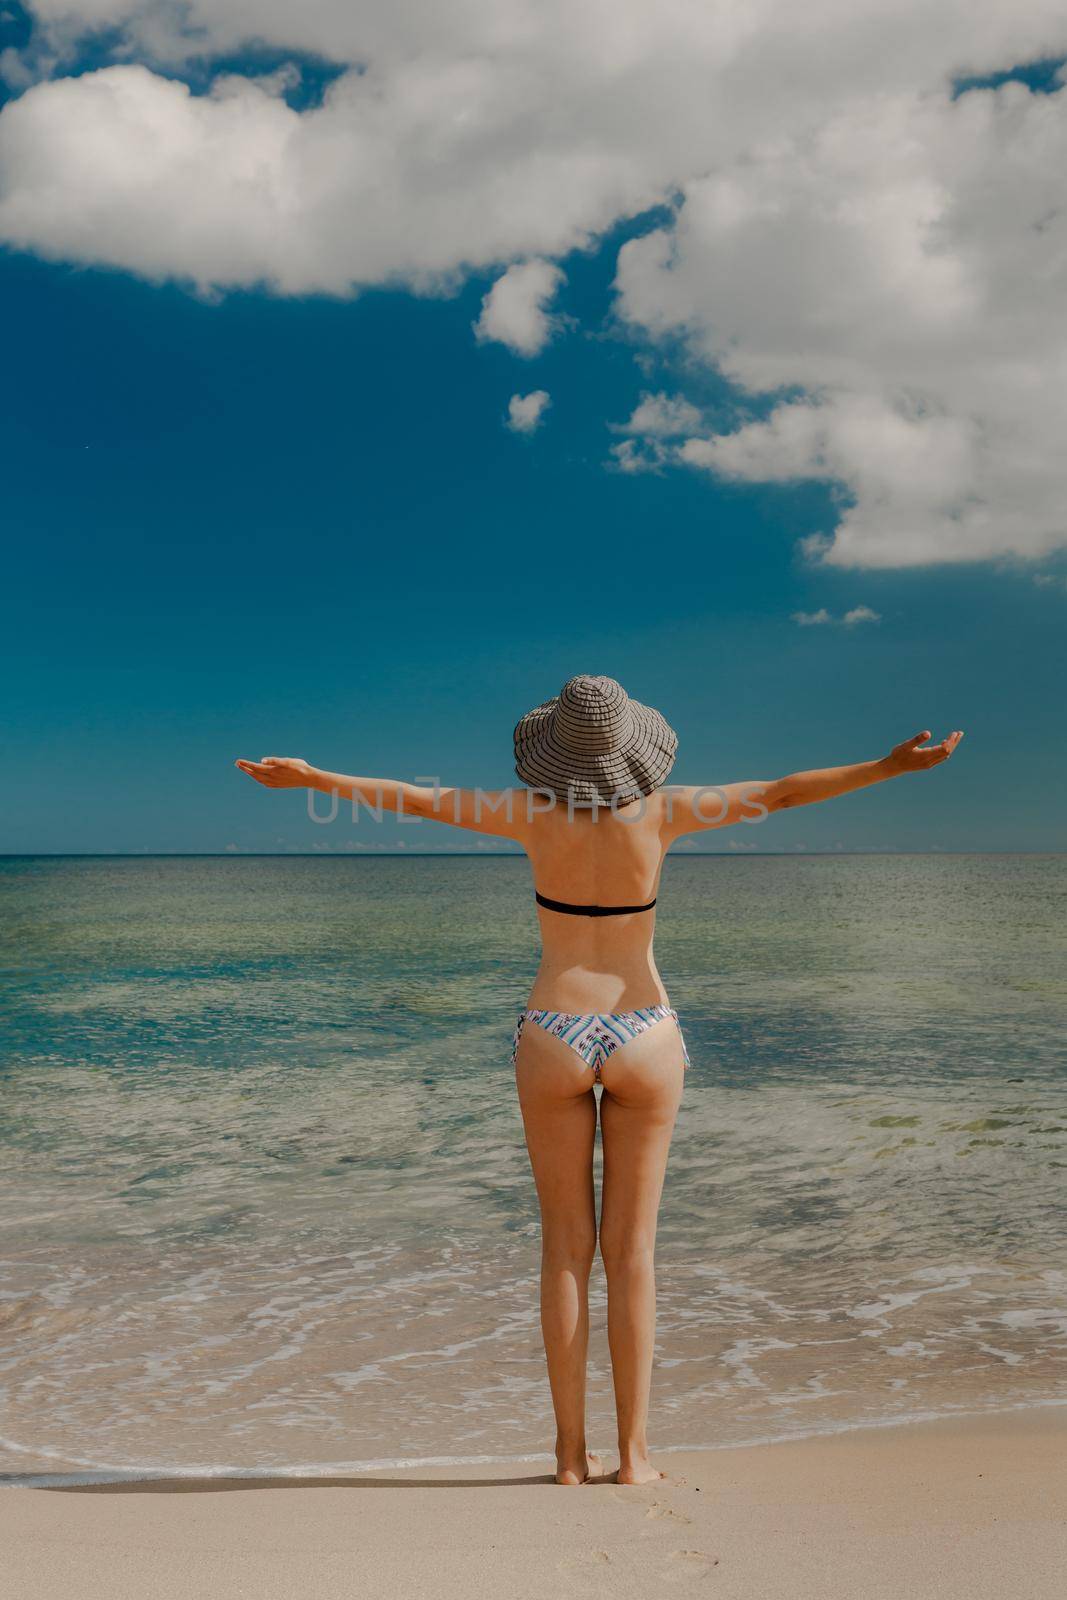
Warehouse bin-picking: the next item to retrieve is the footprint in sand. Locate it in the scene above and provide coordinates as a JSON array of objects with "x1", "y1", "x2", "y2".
[
  {"x1": 662, "y1": 1548, "x2": 719, "y2": 1584},
  {"x1": 645, "y1": 1499, "x2": 692, "y2": 1524},
  {"x1": 557, "y1": 1548, "x2": 614, "y2": 1589}
]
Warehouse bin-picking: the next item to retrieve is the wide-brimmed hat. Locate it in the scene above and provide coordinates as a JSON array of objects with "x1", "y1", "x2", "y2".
[{"x1": 514, "y1": 674, "x2": 677, "y2": 806}]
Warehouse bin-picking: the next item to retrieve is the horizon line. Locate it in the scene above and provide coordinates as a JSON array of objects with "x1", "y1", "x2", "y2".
[{"x1": 1, "y1": 851, "x2": 1064, "y2": 860}]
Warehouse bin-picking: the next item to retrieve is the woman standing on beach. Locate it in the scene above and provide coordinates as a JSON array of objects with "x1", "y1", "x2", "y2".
[{"x1": 237, "y1": 675, "x2": 962, "y2": 1487}]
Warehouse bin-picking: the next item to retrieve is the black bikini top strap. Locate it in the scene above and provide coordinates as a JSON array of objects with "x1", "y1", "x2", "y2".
[{"x1": 535, "y1": 891, "x2": 658, "y2": 917}]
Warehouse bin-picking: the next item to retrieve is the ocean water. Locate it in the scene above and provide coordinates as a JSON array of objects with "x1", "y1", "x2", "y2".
[{"x1": 1, "y1": 853, "x2": 1065, "y2": 1483}]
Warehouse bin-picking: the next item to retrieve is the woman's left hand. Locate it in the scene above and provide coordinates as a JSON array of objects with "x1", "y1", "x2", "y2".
[{"x1": 234, "y1": 756, "x2": 313, "y2": 789}]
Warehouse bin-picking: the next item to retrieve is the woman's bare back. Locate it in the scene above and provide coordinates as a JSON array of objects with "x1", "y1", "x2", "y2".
[{"x1": 520, "y1": 790, "x2": 672, "y2": 1013}]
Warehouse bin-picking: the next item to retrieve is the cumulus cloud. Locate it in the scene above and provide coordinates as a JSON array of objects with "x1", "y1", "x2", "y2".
[
  {"x1": 792, "y1": 606, "x2": 881, "y2": 626},
  {"x1": 618, "y1": 80, "x2": 1067, "y2": 569},
  {"x1": 506, "y1": 390, "x2": 550, "y2": 432},
  {"x1": 4, "y1": 2, "x2": 1063, "y2": 300},
  {"x1": 2, "y1": 2, "x2": 1067, "y2": 567},
  {"x1": 608, "y1": 438, "x2": 668, "y2": 474},
  {"x1": 616, "y1": 391, "x2": 702, "y2": 437},
  {"x1": 474, "y1": 259, "x2": 564, "y2": 355},
  {"x1": 0, "y1": 60, "x2": 641, "y2": 294},
  {"x1": 608, "y1": 390, "x2": 702, "y2": 471}
]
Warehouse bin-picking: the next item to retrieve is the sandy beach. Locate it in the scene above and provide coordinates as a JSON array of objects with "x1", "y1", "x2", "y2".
[{"x1": 4, "y1": 1408, "x2": 1065, "y2": 1600}]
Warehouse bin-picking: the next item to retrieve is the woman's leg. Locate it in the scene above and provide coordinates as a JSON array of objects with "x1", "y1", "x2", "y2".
[
  {"x1": 514, "y1": 1024, "x2": 601, "y2": 1485},
  {"x1": 598, "y1": 1023, "x2": 685, "y2": 1484}
]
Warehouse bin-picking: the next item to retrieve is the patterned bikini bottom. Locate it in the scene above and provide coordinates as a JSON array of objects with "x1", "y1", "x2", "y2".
[{"x1": 511, "y1": 1005, "x2": 690, "y2": 1083}]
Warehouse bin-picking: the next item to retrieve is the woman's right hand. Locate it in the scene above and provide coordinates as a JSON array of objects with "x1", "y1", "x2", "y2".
[
  {"x1": 885, "y1": 729, "x2": 964, "y2": 775},
  {"x1": 234, "y1": 756, "x2": 314, "y2": 789}
]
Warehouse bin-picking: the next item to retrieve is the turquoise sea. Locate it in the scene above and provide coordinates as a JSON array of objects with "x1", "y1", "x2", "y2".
[{"x1": 1, "y1": 854, "x2": 1065, "y2": 1483}]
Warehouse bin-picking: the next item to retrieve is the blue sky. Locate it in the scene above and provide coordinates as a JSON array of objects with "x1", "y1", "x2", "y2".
[
  {"x1": 1, "y1": 14, "x2": 1065, "y2": 853},
  {"x1": 2, "y1": 233, "x2": 1063, "y2": 855}
]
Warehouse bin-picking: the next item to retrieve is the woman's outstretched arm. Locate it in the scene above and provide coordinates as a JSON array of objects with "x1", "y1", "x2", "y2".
[
  {"x1": 662, "y1": 728, "x2": 964, "y2": 839},
  {"x1": 234, "y1": 757, "x2": 527, "y2": 840}
]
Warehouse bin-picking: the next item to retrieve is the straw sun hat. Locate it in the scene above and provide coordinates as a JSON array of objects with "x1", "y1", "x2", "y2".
[{"x1": 513, "y1": 674, "x2": 678, "y2": 807}]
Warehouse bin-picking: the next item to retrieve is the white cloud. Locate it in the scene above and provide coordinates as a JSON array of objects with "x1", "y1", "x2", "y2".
[
  {"x1": 2, "y1": 3, "x2": 1067, "y2": 567},
  {"x1": 507, "y1": 389, "x2": 550, "y2": 432},
  {"x1": 608, "y1": 437, "x2": 669, "y2": 474},
  {"x1": 0, "y1": 59, "x2": 643, "y2": 294},
  {"x1": 792, "y1": 606, "x2": 880, "y2": 626},
  {"x1": 608, "y1": 390, "x2": 702, "y2": 470},
  {"x1": 618, "y1": 79, "x2": 1067, "y2": 569},
  {"x1": 4, "y1": 3, "x2": 1063, "y2": 301},
  {"x1": 616, "y1": 391, "x2": 702, "y2": 437},
  {"x1": 474, "y1": 258, "x2": 564, "y2": 355}
]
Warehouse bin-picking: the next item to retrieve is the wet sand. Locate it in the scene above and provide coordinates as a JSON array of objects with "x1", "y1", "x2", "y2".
[{"x1": 4, "y1": 1408, "x2": 1065, "y2": 1599}]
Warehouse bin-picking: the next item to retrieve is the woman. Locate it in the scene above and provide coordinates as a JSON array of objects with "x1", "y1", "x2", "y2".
[{"x1": 236, "y1": 674, "x2": 962, "y2": 1487}]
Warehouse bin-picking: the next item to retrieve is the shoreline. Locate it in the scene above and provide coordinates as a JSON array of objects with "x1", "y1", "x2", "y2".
[
  {"x1": 5, "y1": 1394, "x2": 1066, "y2": 1489},
  {"x1": 4, "y1": 1408, "x2": 1065, "y2": 1599}
]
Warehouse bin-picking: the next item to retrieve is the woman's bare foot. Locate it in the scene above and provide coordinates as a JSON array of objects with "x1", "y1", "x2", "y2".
[
  {"x1": 556, "y1": 1449, "x2": 603, "y2": 1486},
  {"x1": 614, "y1": 1454, "x2": 665, "y2": 1485}
]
